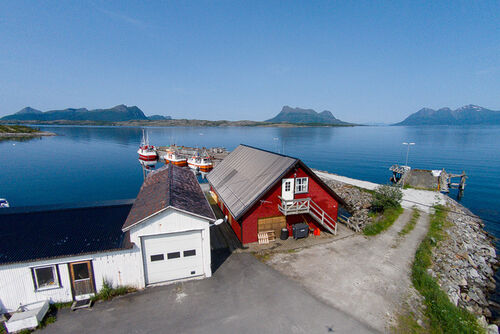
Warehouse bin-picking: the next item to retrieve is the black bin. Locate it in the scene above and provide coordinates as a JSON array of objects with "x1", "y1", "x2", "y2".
[
  {"x1": 292, "y1": 223, "x2": 309, "y2": 239},
  {"x1": 280, "y1": 228, "x2": 289, "y2": 240}
]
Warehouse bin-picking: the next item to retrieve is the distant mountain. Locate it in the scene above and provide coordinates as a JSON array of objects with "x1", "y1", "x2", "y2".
[
  {"x1": 148, "y1": 115, "x2": 172, "y2": 121},
  {"x1": 395, "y1": 105, "x2": 500, "y2": 125},
  {"x1": 2, "y1": 105, "x2": 148, "y2": 122},
  {"x1": 266, "y1": 106, "x2": 351, "y2": 125}
]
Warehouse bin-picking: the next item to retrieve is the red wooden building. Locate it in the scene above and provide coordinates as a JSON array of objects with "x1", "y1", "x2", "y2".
[{"x1": 207, "y1": 145, "x2": 347, "y2": 245}]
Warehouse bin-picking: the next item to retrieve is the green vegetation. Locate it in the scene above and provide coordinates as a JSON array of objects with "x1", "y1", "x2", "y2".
[
  {"x1": 410, "y1": 205, "x2": 483, "y2": 333},
  {"x1": 0, "y1": 124, "x2": 39, "y2": 133},
  {"x1": 91, "y1": 279, "x2": 136, "y2": 302},
  {"x1": 364, "y1": 206, "x2": 404, "y2": 236},
  {"x1": 393, "y1": 311, "x2": 429, "y2": 334},
  {"x1": 371, "y1": 185, "x2": 403, "y2": 212},
  {"x1": 363, "y1": 185, "x2": 404, "y2": 236},
  {"x1": 399, "y1": 208, "x2": 421, "y2": 236},
  {"x1": 403, "y1": 184, "x2": 437, "y2": 192}
]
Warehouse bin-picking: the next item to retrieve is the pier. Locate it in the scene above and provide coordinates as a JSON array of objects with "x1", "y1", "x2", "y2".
[
  {"x1": 390, "y1": 165, "x2": 467, "y2": 195},
  {"x1": 156, "y1": 145, "x2": 229, "y2": 167}
]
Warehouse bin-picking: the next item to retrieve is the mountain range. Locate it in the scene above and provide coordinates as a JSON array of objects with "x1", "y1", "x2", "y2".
[
  {"x1": 395, "y1": 105, "x2": 500, "y2": 125},
  {"x1": 266, "y1": 106, "x2": 351, "y2": 125},
  {"x1": 1, "y1": 105, "x2": 171, "y2": 122}
]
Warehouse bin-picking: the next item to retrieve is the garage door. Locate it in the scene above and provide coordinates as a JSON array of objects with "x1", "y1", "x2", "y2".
[{"x1": 141, "y1": 230, "x2": 204, "y2": 285}]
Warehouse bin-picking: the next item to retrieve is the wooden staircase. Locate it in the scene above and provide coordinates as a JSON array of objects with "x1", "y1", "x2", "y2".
[{"x1": 278, "y1": 197, "x2": 337, "y2": 234}]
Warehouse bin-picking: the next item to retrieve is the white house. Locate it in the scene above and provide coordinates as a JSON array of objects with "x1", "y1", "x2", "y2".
[{"x1": 0, "y1": 164, "x2": 215, "y2": 315}]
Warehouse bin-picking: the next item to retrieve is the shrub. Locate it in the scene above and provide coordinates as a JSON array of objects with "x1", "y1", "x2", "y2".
[
  {"x1": 92, "y1": 279, "x2": 136, "y2": 301},
  {"x1": 371, "y1": 185, "x2": 403, "y2": 212}
]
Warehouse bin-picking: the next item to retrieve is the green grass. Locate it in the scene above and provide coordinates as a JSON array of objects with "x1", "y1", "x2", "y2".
[
  {"x1": 410, "y1": 205, "x2": 483, "y2": 333},
  {"x1": 91, "y1": 280, "x2": 136, "y2": 302},
  {"x1": 0, "y1": 321, "x2": 6, "y2": 334},
  {"x1": 399, "y1": 208, "x2": 421, "y2": 237},
  {"x1": 363, "y1": 206, "x2": 404, "y2": 236},
  {"x1": 403, "y1": 184, "x2": 438, "y2": 192},
  {"x1": 0, "y1": 124, "x2": 39, "y2": 133}
]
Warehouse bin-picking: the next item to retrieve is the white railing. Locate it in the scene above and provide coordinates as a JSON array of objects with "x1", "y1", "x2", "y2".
[{"x1": 278, "y1": 196, "x2": 337, "y2": 235}]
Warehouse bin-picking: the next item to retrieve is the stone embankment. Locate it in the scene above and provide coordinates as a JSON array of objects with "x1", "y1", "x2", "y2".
[
  {"x1": 319, "y1": 177, "x2": 373, "y2": 232},
  {"x1": 429, "y1": 197, "x2": 499, "y2": 329}
]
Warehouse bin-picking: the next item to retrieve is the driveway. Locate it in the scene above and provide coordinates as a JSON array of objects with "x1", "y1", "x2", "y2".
[
  {"x1": 42, "y1": 253, "x2": 375, "y2": 334},
  {"x1": 268, "y1": 209, "x2": 429, "y2": 332}
]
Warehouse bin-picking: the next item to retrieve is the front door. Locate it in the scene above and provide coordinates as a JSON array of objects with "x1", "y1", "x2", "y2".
[
  {"x1": 281, "y1": 178, "x2": 295, "y2": 201},
  {"x1": 69, "y1": 261, "x2": 95, "y2": 300}
]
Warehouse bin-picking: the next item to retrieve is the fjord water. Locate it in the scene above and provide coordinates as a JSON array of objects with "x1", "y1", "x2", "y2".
[{"x1": 1, "y1": 125, "x2": 499, "y2": 237}]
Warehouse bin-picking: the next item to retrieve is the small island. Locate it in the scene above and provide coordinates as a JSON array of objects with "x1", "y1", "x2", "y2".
[{"x1": 0, "y1": 124, "x2": 55, "y2": 139}]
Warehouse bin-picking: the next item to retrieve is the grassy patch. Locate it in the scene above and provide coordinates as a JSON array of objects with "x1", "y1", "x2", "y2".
[
  {"x1": 252, "y1": 252, "x2": 272, "y2": 262},
  {"x1": 399, "y1": 208, "x2": 421, "y2": 237},
  {"x1": 1, "y1": 321, "x2": 6, "y2": 334},
  {"x1": 91, "y1": 280, "x2": 136, "y2": 302},
  {"x1": 411, "y1": 205, "x2": 483, "y2": 333},
  {"x1": 0, "y1": 124, "x2": 39, "y2": 133},
  {"x1": 403, "y1": 185, "x2": 437, "y2": 192},
  {"x1": 363, "y1": 206, "x2": 404, "y2": 236},
  {"x1": 392, "y1": 312, "x2": 429, "y2": 334}
]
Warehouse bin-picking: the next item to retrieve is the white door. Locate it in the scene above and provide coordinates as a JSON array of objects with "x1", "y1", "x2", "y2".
[
  {"x1": 281, "y1": 178, "x2": 295, "y2": 201},
  {"x1": 142, "y1": 230, "x2": 204, "y2": 285}
]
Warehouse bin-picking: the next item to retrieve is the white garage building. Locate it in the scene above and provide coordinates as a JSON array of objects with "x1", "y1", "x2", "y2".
[{"x1": 0, "y1": 165, "x2": 215, "y2": 316}]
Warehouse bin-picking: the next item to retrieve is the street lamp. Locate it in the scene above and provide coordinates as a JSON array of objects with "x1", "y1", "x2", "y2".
[{"x1": 402, "y1": 142, "x2": 415, "y2": 167}]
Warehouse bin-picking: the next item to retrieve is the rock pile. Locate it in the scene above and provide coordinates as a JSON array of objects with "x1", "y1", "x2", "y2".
[
  {"x1": 428, "y1": 198, "x2": 498, "y2": 329},
  {"x1": 320, "y1": 176, "x2": 373, "y2": 232}
]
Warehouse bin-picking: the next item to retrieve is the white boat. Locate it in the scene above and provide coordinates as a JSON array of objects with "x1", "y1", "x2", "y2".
[
  {"x1": 164, "y1": 150, "x2": 187, "y2": 166},
  {"x1": 187, "y1": 153, "x2": 213, "y2": 172},
  {"x1": 0, "y1": 198, "x2": 9, "y2": 208},
  {"x1": 137, "y1": 130, "x2": 157, "y2": 161}
]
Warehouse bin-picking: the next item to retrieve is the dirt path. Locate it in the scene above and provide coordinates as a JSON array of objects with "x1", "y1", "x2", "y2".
[{"x1": 268, "y1": 209, "x2": 429, "y2": 332}]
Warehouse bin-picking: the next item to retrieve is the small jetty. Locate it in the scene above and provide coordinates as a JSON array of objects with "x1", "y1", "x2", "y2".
[{"x1": 390, "y1": 164, "x2": 467, "y2": 195}]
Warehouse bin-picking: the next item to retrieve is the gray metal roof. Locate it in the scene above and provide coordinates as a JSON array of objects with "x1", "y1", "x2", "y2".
[{"x1": 206, "y1": 145, "x2": 298, "y2": 220}]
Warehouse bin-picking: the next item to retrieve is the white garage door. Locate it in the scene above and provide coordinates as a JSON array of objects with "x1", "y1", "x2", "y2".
[{"x1": 142, "y1": 230, "x2": 204, "y2": 285}]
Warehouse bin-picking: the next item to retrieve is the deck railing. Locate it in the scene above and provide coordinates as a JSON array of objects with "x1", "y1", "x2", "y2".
[{"x1": 278, "y1": 196, "x2": 337, "y2": 235}]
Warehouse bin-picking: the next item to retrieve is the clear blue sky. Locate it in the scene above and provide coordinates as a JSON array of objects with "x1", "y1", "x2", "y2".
[{"x1": 1, "y1": 1, "x2": 499, "y2": 123}]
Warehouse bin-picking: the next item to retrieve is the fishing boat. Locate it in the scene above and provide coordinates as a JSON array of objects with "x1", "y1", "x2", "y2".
[
  {"x1": 187, "y1": 153, "x2": 214, "y2": 172},
  {"x1": 0, "y1": 198, "x2": 9, "y2": 208},
  {"x1": 137, "y1": 130, "x2": 157, "y2": 161},
  {"x1": 164, "y1": 150, "x2": 187, "y2": 166}
]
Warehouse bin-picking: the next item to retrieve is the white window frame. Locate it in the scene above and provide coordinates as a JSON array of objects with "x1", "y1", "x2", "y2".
[
  {"x1": 295, "y1": 177, "x2": 309, "y2": 194},
  {"x1": 32, "y1": 265, "x2": 60, "y2": 291}
]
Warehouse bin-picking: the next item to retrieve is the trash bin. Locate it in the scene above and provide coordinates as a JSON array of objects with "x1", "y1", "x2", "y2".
[
  {"x1": 280, "y1": 228, "x2": 289, "y2": 240},
  {"x1": 292, "y1": 223, "x2": 309, "y2": 239}
]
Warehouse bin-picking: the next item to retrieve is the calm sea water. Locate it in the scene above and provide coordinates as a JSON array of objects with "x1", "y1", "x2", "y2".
[{"x1": 1, "y1": 125, "x2": 499, "y2": 237}]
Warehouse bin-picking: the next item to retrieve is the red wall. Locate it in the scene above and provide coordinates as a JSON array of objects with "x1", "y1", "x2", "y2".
[{"x1": 238, "y1": 166, "x2": 339, "y2": 244}]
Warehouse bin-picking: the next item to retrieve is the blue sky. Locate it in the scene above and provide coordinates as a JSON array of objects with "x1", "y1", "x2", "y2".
[{"x1": 0, "y1": 1, "x2": 499, "y2": 123}]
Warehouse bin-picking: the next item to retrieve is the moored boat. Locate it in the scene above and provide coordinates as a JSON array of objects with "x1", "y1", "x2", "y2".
[
  {"x1": 187, "y1": 154, "x2": 214, "y2": 171},
  {"x1": 0, "y1": 198, "x2": 9, "y2": 208},
  {"x1": 137, "y1": 130, "x2": 157, "y2": 161},
  {"x1": 164, "y1": 150, "x2": 187, "y2": 166}
]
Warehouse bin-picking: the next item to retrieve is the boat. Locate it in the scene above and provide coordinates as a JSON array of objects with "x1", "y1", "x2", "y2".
[
  {"x1": 137, "y1": 130, "x2": 157, "y2": 161},
  {"x1": 0, "y1": 198, "x2": 9, "y2": 208},
  {"x1": 187, "y1": 153, "x2": 214, "y2": 172},
  {"x1": 164, "y1": 150, "x2": 187, "y2": 167}
]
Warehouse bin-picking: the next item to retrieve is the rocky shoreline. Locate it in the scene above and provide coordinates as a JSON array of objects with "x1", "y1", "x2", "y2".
[{"x1": 429, "y1": 197, "x2": 499, "y2": 330}]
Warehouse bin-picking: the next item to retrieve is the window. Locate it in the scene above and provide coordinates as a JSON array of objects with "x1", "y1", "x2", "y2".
[
  {"x1": 167, "y1": 252, "x2": 181, "y2": 259},
  {"x1": 150, "y1": 254, "x2": 164, "y2": 262},
  {"x1": 284, "y1": 181, "x2": 291, "y2": 192},
  {"x1": 33, "y1": 265, "x2": 59, "y2": 290},
  {"x1": 295, "y1": 177, "x2": 309, "y2": 193},
  {"x1": 184, "y1": 250, "x2": 196, "y2": 257}
]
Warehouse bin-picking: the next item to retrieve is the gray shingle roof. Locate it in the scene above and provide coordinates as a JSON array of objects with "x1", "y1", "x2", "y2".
[
  {"x1": 122, "y1": 165, "x2": 215, "y2": 231},
  {"x1": 206, "y1": 145, "x2": 298, "y2": 220}
]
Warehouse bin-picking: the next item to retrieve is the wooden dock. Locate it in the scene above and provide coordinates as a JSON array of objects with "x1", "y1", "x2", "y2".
[{"x1": 156, "y1": 145, "x2": 229, "y2": 167}]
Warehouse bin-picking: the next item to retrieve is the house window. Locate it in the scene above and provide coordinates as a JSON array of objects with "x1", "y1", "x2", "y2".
[
  {"x1": 167, "y1": 252, "x2": 181, "y2": 259},
  {"x1": 184, "y1": 250, "x2": 196, "y2": 257},
  {"x1": 295, "y1": 177, "x2": 309, "y2": 193},
  {"x1": 33, "y1": 265, "x2": 59, "y2": 290},
  {"x1": 284, "y1": 181, "x2": 291, "y2": 192}
]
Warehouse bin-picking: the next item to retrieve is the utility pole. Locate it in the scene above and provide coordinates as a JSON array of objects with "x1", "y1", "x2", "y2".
[{"x1": 402, "y1": 142, "x2": 415, "y2": 188}]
